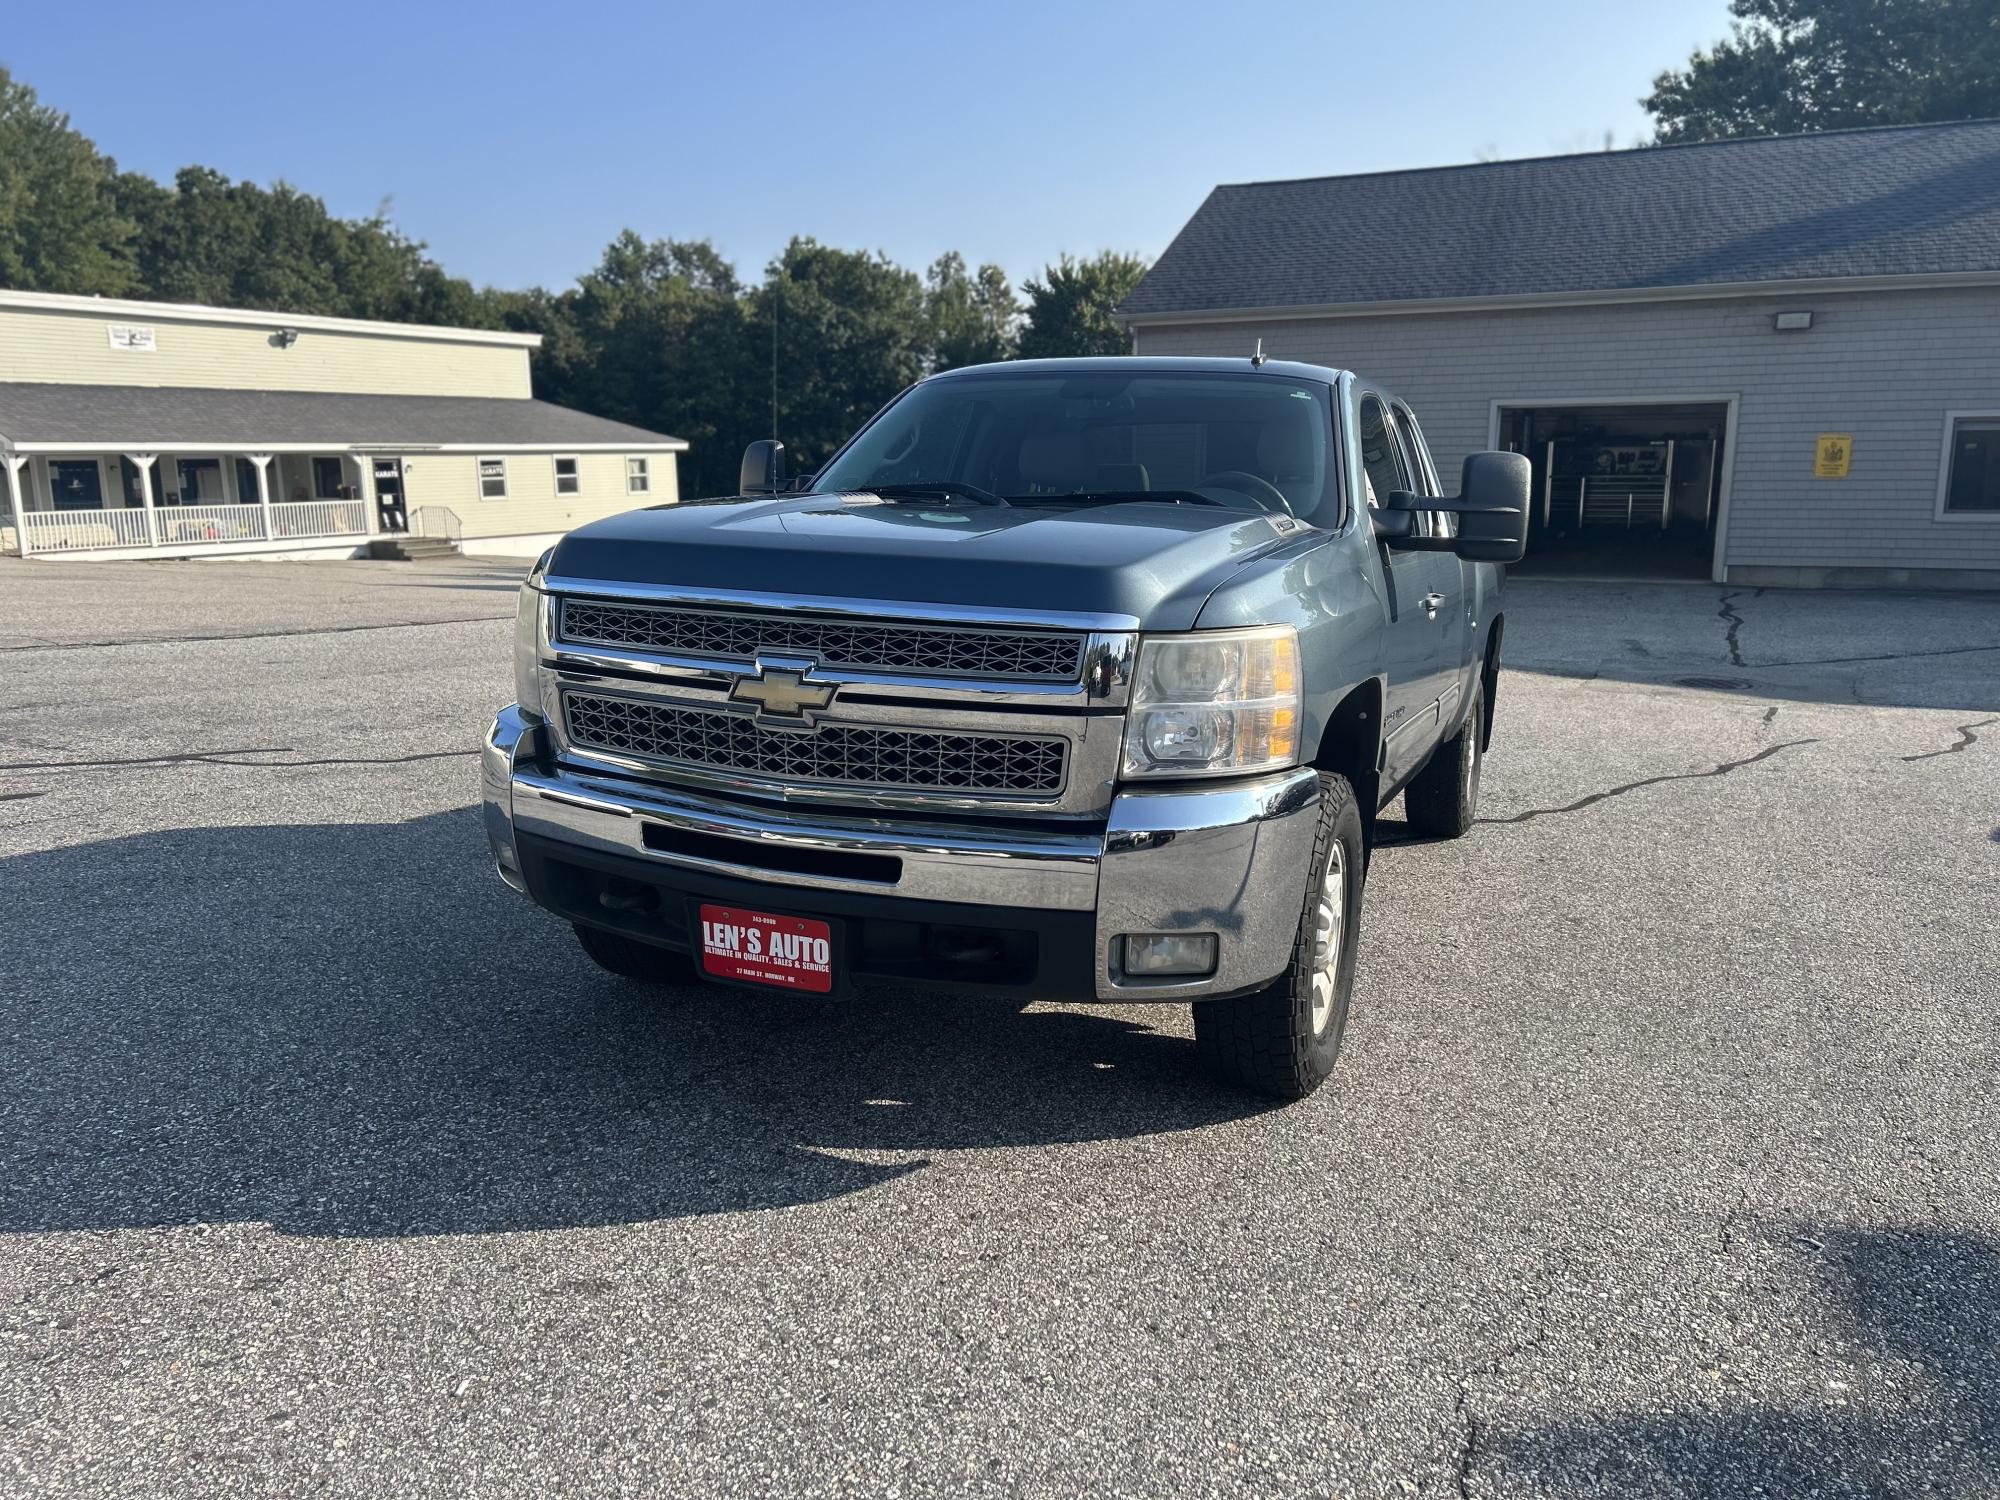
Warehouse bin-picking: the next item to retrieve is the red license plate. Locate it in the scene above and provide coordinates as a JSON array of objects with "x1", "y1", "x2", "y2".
[{"x1": 696, "y1": 904, "x2": 834, "y2": 993}]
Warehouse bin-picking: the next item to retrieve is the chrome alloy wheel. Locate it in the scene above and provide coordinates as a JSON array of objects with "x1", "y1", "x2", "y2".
[{"x1": 1308, "y1": 841, "x2": 1349, "y2": 1037}]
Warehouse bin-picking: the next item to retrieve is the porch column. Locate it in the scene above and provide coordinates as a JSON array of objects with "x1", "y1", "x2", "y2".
[
  {"x1": 126, "y1": 453, "x2": 160, "y2": 547},
  {"x1": 354, "y1": 454, "x2": 379, "y2": 536},
  {"x1": 3, "y1": 453, "x2": 29, "y2": 559},
  {"x1": 248, "y1": 453, "x2": 274, "y2": 539}
]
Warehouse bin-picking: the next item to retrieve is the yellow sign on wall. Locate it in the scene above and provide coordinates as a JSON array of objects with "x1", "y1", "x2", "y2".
[{"x1": 1815, "y1": 433, "x2": 1853, "y2": 478}]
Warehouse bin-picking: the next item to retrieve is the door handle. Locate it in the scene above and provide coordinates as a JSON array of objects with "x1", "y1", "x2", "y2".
[{"x1": 1421, "y1": 592, "x2": 1446, "y2": 617}]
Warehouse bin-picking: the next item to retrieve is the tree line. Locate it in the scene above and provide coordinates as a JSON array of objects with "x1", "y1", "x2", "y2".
[{"x1": 0, "y1": 67, "x2": 1147, "y2": 495}]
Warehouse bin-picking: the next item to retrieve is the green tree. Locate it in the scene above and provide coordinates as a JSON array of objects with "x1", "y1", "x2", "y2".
[
  {"x1": 0, "y1": 66, "x2": 137, "y2": 294},
  {"x1": 1646, "y1": 0, "x2": 2000, "y2": 143},
  {"x1": 924, "y1": 250, "x2": 1018, "y2": 371},
  {"x1": 755, "y1": 237, "x2": 931, "y2": 476},
  {"x1": 547, "y1": 231, "x2": 755, "y2": 497},
  {"x1": 1017, "y1": 251, "x2": 1148, "y2": 359},
  {"x1": 125, "y1": 167, "x2": 496, "y2": 324}
]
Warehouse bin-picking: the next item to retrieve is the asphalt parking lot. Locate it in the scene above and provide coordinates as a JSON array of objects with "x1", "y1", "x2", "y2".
[{"x1": 1, "y1": 556, "x2": 1996, "y2": 1499}]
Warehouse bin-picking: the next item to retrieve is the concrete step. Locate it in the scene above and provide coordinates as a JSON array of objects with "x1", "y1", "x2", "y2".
[{"x1": 367, "y1": 536, "x2": 460, "y2": 562}]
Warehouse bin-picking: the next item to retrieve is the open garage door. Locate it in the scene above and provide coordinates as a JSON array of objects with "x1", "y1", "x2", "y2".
[{"x1": 1496, "y1": 401, "x2": 1731, "y2": 580}]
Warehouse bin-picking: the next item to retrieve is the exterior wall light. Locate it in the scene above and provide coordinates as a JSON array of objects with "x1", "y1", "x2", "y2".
[
  {"x1": 1773, "y1": 310, "x2": 1814, "y2": 332},
  {"x1": 276, "y1": 327, "x2": 300, "y2": 347}
]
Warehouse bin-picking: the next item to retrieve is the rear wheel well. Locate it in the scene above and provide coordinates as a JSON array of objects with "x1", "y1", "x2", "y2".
[
  {"x1": 1479, "y1": 614, "x2": 1505, "y2": 752},
  {"x1": 1314, "y1": 679, "x2": 1384, "y2": 852}
]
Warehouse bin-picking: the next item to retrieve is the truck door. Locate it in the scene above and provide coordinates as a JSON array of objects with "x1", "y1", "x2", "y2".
[
  {"x1": 1356, "y1": 392, "x2": 1453, "y2": 787},
  {"x1": 1393, "y1": 402, "x2": 1473, "y2": 735}
]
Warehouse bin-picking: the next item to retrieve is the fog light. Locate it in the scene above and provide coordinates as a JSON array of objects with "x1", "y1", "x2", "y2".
[{"x1": 1121, "y1": 932, "x2": 1218, "y2": 978}]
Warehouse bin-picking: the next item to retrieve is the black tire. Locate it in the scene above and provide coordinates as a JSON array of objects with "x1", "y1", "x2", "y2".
[
  {"x1": 572, "y1": 923, "x2": 697, "y2": 984},
  {"x1": 1403, "y1": 678, "x2": 1483, "y2": 840},
  {"x1": 1192, "y1": 771, "x2": 1366, "y2": 1100}
]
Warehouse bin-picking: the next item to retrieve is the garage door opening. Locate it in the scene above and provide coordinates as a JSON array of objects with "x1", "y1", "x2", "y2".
[{"x1": 1495, "y1": 401, "x2": 1731, "y2": 580}]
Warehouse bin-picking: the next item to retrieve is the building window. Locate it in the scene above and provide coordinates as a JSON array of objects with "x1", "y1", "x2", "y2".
[
  {"x1": 311, "y1": 456, "x2": 347, "y2": 499},
  {"x1": 175, "y1": 457, "x2": 225, "y2": 504},
  {"x1": 1941, "y1": 416, "x2": 2000, "y2": 517},
  {"x1": 626, "y1": 456, "x2": 650, "y2": 494},
  {"x1": 478, "y1": 457, "x2": 508, "y2": 500},
  {"x1": 554, "y1": 456, "x2": 580, "y2": 495}
]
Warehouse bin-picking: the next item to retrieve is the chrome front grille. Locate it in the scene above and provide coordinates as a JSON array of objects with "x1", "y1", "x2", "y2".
[
  {"x1": 562, "y1": 692, "x2": 1069, "y2": 796},
  {"x1": 557, "y1": 598, "x2": 1084, "y2": 681}
]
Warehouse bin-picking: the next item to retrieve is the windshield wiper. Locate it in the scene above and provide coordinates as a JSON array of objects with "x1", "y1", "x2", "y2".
[
  {"x1": 861, "y1": 481, "x2": 1011, "y2": 507},
  {"x1": 1008, "y1": 489, "x2": 1231, "y2": 508}
]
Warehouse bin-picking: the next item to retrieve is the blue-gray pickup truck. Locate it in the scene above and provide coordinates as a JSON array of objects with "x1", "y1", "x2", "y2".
[{"x1": 481, "y1": 357, "x2": 1527, "y2": 1097}]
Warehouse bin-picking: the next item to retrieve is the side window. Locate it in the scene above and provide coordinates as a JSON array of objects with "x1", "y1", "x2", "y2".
[
  {"x1": 1394, "y1": 405, "x2": 1454, "y2": 536},
  {"x1": 1356, "y1": 395, "x2": 1412, "y2": 512}
]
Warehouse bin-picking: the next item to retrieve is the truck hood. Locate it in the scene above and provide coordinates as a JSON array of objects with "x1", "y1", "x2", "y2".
[{"x1": 546, "y1": 493, "x2": 1306, "y2": 630}]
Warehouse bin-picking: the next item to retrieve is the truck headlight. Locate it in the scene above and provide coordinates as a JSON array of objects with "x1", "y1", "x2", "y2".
[
  {"x1": 1121, "y1": 625, "x2": 1300, "y2": 779},
  {"x1": 513, "y1": 549, "x2": 554, "y2": 719}
]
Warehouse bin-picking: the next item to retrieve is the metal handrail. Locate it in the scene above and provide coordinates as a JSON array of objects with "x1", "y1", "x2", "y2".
[{"x1": 411, "y1": 505, "x2": 463, "y2": 542}]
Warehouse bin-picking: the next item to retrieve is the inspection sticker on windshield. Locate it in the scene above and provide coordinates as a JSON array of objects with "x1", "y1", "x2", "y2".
[{"x1": 697, "y1": 904, "x2": 833, "y2": 993}]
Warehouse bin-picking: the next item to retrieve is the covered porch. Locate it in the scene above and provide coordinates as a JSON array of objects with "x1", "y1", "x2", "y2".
[{"x1": 3, "y1": 449, "x2": 377, "y2": 559}]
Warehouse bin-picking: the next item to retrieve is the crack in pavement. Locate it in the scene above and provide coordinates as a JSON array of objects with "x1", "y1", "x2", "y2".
[
  {"x1": 0, "y1": 790, "x2": 46, "y2": 803},
  {"x1": 1437, "y1": 1244, "x2": 1572, "y2": 1499},
  {"x1": 1480, "y1": 739, "x2": 1817, "y2": 826},
  {"x1": 1717, "y1": 591, "x2": 1747, "y2": 668},
  {"x1": 1452, "y1": 1385, "x2": 1484, "y2": 1499},
  {"x1": 1754, "y1": 642, "x2": 2000, "y2": 668},
  {"x1": 1899, "y1": 717, "x2": 1995, "y2": 762},
  {"x1": 0, "y1": 614, "x2": 513, "y2": 654},
  {"x1": 0, "y1": 746, "x2": 477, "y2": 775}
]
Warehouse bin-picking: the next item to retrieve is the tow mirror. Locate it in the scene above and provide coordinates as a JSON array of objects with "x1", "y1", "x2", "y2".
[
  {"x1": 1449, "y1": 452, "x2": 1530, "y2": 564},
  {"x1": 1374, "y1": 454, "x2": 1529, "y2": 564},
  {"x1": 740, "y1": 439, "x2": 787, "y2": 496},
  {"x1": 1371, "y1": 490, "x2": 1424, "y2": 539}
]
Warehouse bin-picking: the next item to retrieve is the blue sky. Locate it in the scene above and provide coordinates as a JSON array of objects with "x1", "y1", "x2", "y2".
[{"x1": 7, "y1": 0, "x2": 1736, "y2": 293}]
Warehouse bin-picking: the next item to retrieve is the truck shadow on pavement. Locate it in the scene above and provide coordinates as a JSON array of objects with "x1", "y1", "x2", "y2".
[
  {"x1": 1474, "y1": 1223, "x2": 2000, "y2": 1496},
  {"x1": 0, "y1": 809, "x2": 1275, "y2": 1239}
]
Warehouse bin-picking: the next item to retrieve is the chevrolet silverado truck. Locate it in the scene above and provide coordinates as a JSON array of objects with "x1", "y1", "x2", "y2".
[{"x1": 481, "y1": 357, "x2": 1527, "y2": 1098}]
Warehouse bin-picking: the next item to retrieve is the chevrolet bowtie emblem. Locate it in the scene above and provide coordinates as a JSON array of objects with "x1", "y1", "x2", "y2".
[{"x1": 729, "y1": 665, "x2": 836, "y2": 727}]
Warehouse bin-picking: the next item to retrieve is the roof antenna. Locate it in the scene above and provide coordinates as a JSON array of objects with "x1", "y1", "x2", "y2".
[{"x1": 1250, "y1": 338, "x2": 1267, "y2": 367}]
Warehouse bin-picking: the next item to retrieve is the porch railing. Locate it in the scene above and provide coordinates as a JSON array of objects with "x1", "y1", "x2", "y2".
[
  {"x1": 23, "y1": 507, "x2": 155, "y2": 552},
  {"x1": 16, "y1": 499, "x2": 370, "y2": 555},
  {"x1": 269, "y1": 499, "x2": 369, "y2": 538},
  {"x1": 157, "y1": 503, "x2": 267, "y2": 544}
]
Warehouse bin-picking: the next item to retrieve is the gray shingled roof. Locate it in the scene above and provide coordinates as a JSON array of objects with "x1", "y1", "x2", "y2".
[
  {"x1": 0, "y1": 384, "x2": 685, "y2": 448},
  {"x1": 1119, "y1": 120, "x2": 2000, "y2": 318}
]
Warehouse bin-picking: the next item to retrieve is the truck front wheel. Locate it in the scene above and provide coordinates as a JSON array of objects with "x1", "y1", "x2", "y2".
[
  {"x1": 1192, "y1": 771, "x2": 1365, "y2": 1100},
  {"x1": 572, "y1": 923, "x2": 697, "y2": 985}
]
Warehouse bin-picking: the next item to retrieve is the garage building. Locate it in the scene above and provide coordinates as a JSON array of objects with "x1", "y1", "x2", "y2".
[
  {"x1": 1118, "y1": 120, "x2": 2000, "y2": 588},
  {"x1": 0, "y1": 290, "x2": 686, "y2": 561}
]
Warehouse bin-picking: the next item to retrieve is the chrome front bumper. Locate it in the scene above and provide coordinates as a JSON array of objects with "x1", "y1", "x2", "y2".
[{"x1": 482, "y1": 705, "x2": 1320, "y2": 1001}]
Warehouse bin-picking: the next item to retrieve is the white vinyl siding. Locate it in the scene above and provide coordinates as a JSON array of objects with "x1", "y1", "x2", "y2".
[
  {"x1": 0, "y1": 301, "x2": 532, "y2": 398},
  {"x1": 403, "y1": 452, "x2": 680, "y2": 542}
]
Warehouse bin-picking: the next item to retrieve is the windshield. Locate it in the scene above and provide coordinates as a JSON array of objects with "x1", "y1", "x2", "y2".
[{"x1": 814, "y1": 370, "x2": 1341, "y2": 524}]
